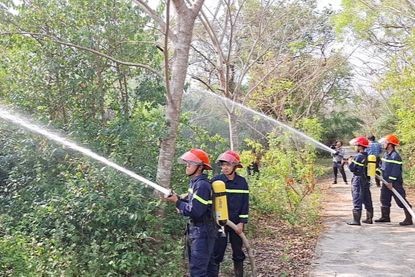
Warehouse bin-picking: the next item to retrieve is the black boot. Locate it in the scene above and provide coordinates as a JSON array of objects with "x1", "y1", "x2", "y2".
[
  {"x1": 234, "y1": 261, "x2": 243, "y2": 277},
  {"x1": 362, "y1": 208, "x2": 373, "y2": 224},
  {"x1": 375, "y1": 207, "x2": 391, "y2": 222},
  {"x1": 347, "y1": 210, "x2": 361, "y2": 226},
  {"x1": 399, "y1": 208, "x2": 413, "y2": 226}
]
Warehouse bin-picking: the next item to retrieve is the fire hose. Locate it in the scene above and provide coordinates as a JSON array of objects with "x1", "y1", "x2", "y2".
[
  {"x1": 375, "y1": 174, "x2": 415, "y2": 219},
  {"x1": 226, "y1": 220, "x2": 257, "y2": 276},
  {"x1": 3, "y1": 106, "x2": 256, "y2": 275},
  {"x1": 1, "y1": 107, "x2": 256, "y2": 274}
]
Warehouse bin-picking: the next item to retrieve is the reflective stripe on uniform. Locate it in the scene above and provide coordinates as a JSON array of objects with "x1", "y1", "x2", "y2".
[
  {"x1": 193, "y1": 194, "x2": 212, "y2": 205},
  {"x1": 381, "y1": 158, "x2": 403, "y2": 165},
  {"x1": 389, "y1": 176, "x2": 397, "y2": 180},
  {"x1": 352, "y1": 160, "x2": 364, "y2": 167},
  {"x1": 226, "y1": 189, "x2": 249, "y2": 194},
  {"x1": 239, "y1": 214, "x2": 248, "y2": 218}
]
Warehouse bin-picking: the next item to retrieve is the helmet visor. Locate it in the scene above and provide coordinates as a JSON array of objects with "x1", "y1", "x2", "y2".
[
  {"x1": 349, "y1": 138, "x2": 358, "y2": 146},
  {"x1": 178, "y1": 151, "x2": 203, "y2": 166},
  {"x1": 216, "y1": 153, "x2": 243, "y2": 168}
]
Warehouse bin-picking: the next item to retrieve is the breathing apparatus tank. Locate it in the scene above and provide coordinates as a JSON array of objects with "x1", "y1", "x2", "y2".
[
  {"x1": 212, "y1": 180, "x2": 229, "y2": 226},
  {"x1": 367, "y1": 154, "x2": 376, "y2": 177}
]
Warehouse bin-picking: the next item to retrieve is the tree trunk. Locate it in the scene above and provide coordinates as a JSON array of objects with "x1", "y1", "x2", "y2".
[{"x1": 155, "y1": 0, "x2": 205, "y2": 188}]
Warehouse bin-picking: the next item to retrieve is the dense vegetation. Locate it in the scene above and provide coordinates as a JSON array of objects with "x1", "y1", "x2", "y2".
[
  {"x1": 334, "y1": 0, "x2": 415, "y2": 184},
  {"x1": 0, "y1": 0, "x2": 413, "y2": 275}
]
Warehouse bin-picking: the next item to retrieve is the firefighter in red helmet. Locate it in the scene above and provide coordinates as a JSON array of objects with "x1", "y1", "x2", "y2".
[
  {"x1": 375, "y1": 135, "x2": 413, "y2": 225},
  {"x1": 347, "y1": 136, "x2": 373, "y2": 225},
  {"x1": 165, "y1": 149, "x2": 217, "y2": 276},
  {"x1": 207, "y1": 150, "x2": 249, "y2": 277}
]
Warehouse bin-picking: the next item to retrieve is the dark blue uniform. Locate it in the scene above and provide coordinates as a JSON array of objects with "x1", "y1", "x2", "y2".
[
  {"x1": 207, "y1": 173, "x2": 249, "y2": 276},
  {"x1": 348, "y1": 152, "x2": 372, "y2": 211},
  {"x1": 379, "y1": 150, "x2": 408, "y2": 209},
  {"x1": 176, "y1": 174, "x2": 216, "y2": 277}
]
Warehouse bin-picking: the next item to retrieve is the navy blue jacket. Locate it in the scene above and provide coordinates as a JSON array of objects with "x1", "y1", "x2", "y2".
[
  {"x1": 176, "y1": 174, "x2": 213, "y2": 223},
  {"x1": 348, "y1": 152, "x2": 368, "y2": 177},
  {"x1": 380, "y1": 150, "x2": 403, "y2": 185},
  {"x1": 212, "y1": 173, "x2": 249, "y2": 224}
]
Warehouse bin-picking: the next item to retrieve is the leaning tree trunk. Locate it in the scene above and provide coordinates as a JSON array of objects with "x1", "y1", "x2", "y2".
[{"x1": 156, "y1": 0, "x2": 205, "y2": 188}]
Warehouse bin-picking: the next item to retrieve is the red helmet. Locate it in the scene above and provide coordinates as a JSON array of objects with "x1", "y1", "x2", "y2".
[
  {"x1": 349, "y1": 136, "x2": 369, "y2": 148},
  {"x1": 379, "y1": 134, "x2": 400, "y2": 146},
  {"x1": 178, "y1": 149, "x2": 212, "y2": 170},
  {"x1": 216, "y1": 150, "x2": 243, "y2": 168}
]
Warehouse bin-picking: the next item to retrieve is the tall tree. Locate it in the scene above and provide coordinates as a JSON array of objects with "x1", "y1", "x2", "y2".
[
  {"x1": 0, "y1": 0, "x2": 161, "y2": 126},
  {"x1": 190, "y1": 0, "x2": 352, "y2": 149},
  {"x1": 135, "y1": 0, "x2": 205, "y2": 188}
]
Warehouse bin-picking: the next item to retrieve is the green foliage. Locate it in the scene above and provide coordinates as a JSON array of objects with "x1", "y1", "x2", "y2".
[
  {"x1": 333, "y1": 0, "x2": 376, "y2": 39},
  {"x1": 0, "y1": 0, "x2": 347, "y2": 273},
  {"x1": 0, "y1": 235, "x2": 32, "y2": 276},
  {"x1": 0, "y1": 111, "x2": 186, "y2": 275},
  {"x1": 0, "y1": 101, "x2": 227, "y2": 275},
  {"x1": 0, "y1": 0, "x2": 163, "y2": 126},
  {"x1": 333, "y1": 0, "x2": 415, "y2": 185},
  {"x1": 381, "y1": 63, "x2": 415, "y2": 185},
  {"x1": 244, "y1": 119, "x2": 325, "y2": 225},
  {"x1": 321, "y1": 111, "x2": 364, "y2": 143}
]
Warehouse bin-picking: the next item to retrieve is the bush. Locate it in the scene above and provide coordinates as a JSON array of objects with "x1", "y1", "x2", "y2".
[{"x1": 242, "y1": 119, "x2": 325, "y2": 225}]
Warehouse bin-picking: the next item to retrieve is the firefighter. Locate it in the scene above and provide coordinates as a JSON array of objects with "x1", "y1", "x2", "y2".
[
  {"x1": 331, "y1": 140, "x2": 348, "y2": 184},
  {"x1": 374, "y1": 134, "x2": 413, "y2": 225},
  {"x1": 208, "y1": 150, "x2": 249, "y2": 277},
  {"x1": 165, "y1": 149, "x2": 217, "y2": 276},
  {"x1": 347, "y1": 136, "x2": 373, "y2": 225}
]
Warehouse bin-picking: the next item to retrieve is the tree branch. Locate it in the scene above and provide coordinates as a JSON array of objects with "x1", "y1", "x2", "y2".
[
  {"x1": 133, "y1": 0, "x2": 177, "y2": 41},
  {"x1": 190, "y1": 0, "x2": 205, "y2": 17},
  {"x1": 190, "y1": 75, "x2": 217, "y2": 92},
  {"x1": 0, "y1": 31, "x2": 163, "y2": 78}
]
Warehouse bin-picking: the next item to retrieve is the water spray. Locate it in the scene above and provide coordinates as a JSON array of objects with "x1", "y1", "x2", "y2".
[
  {"x1": 184, "y1": 88, "x2": 336, "y2": 154},
  {"x1": 0, "y1": 106, "x2": 171, "y2": 196}
]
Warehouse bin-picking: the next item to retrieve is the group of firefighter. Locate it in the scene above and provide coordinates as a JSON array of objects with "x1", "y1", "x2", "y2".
[
  {"x1": 164, "y1": 133, "x2": 413, "y2": 277},
  {"x1": 331, "y1": 134, "x2": 413, "y2": 227},
  {"x1": 165, "y1": 149, "x2": 249, "y2": 277}
]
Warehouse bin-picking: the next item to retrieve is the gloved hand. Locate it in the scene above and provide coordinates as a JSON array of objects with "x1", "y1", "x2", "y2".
[{"x1": 165, "y1": 193, "x2": 180, "y2": 204}]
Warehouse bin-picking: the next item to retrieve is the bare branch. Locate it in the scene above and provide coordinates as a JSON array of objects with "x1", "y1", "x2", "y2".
[
  {"x1": 190, "y1": 75, "x2": 217, "y2": 93},
  {"x1": 133, "y1": 0, "x2": 177, "y2": 41}
]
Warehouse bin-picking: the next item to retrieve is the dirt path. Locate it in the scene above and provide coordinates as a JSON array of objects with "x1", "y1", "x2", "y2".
[{"x1": 311, "y1": 170, "x2": 415, "y2": 276}]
